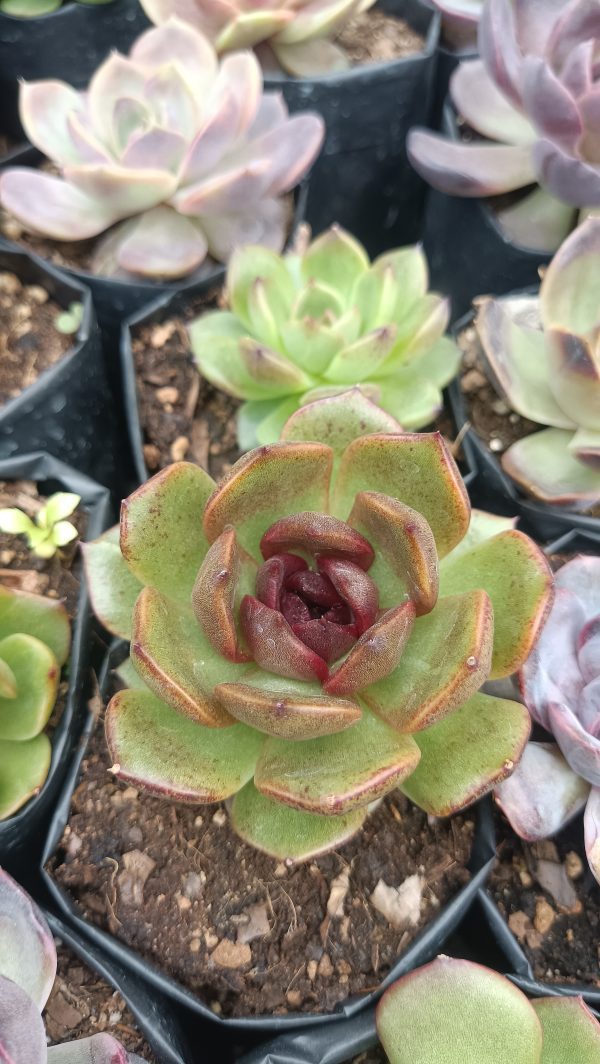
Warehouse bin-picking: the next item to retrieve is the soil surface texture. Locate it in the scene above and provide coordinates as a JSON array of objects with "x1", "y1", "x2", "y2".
[
  {"x1": 490, "y1": 810, "x2": 600, "y2": 988},
  {"x1": 337, "y1": 11, "x2": 423, "y2": 65},
  {"x1": 0, "y1": 271, "x2": 73, "y2": 406},
  {"x1": 45, "y1": 942, "x2": 156, "y2": 1061},
  {"x1": 132, "y1": 292, "x2": 241, "y2": 479},
  {"x1": 50, "y1": 703, "x2": 474, "y2": 1019}
]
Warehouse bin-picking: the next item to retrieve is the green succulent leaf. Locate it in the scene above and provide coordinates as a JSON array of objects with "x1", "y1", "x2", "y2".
[
  {"x1": 0, "y1": 734, "x2": 51, "y2": 820},
  {"x1": 0, "y1": 635, "x2": 59, "y2": 741},
  {"x1": 0, "y1": 585, "x2": 69, "y2": 665},
  {"x1": 533, "y1": 997, "x2": 600, "y2": 1062},
  {"x1": 121, "y1": 462, "x2": 215, "y2": 601},
  {"x1": 401, "y1": 691, "x2": 531, "y2": 815},
  {"x1": 440, "y1": 530, "x2": 553, "y2": 679},
  {"x1": 232, "y1": 780, "x2": 367, "y2": 861},
  {"x1": 0, "y1": 659, "x2": 17, "y2": 700},
  {"x1": 106, "y1": 688, "x2": 264, "y2": 803},
  {"x1": 228, "y1": 245, "x2": 294, "y2": 332},
  {"x1": 301, "y1": 225, "x2": 369, "y2": 298},
  {"x1": 83, "y1": 526, "x2": 144, "y2": 640},
  {"x1": 215, "y1": 673, "x2": 362, "y2": 739},
  {"x1": 502, "y1": 428, "x2": 600, "y2": 508}
]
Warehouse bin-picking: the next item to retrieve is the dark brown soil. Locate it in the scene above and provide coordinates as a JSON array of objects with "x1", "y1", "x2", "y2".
[
  {"x1": 132, "y1": 292, "x2": 241, "y2": 479},
  {"x1": 0, "y1": 271, "x2": 74, "y2": 406},
  {"x1": 45, "y1": 942, "x2": 156, "y2": 1061},
  {"x1": 337, "y1": 11, "x2": 424, "y2": 65},
  {"x1": 50, "y1": 698, "x2": 474, "y2": 1019},
  {"x1": 490, "y1": 809, "x2": 600, "y2": 988}
]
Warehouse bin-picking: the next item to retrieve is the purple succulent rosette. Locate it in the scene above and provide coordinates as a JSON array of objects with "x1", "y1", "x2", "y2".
[
  {"x1": 408, "y1": 0, "x2": 600, "y2": 254},
  {"x1": 495, "y1": 554, "x2": 600, "y2": 884},
  {"x1": 0, "y1": 19, "x2": 324, "y2": 280},
  {"x1": 473, "y1": 217, "x2": 600, "y2": 510},
  {"x1": 0, "y1": 868, "x2": 147, "y2": 1062}
]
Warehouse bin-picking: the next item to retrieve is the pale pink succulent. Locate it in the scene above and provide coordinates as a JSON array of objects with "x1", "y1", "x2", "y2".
[
  {"x1": 495, "y1": 555, "x2": 600, "y2": 884},
  {"x1": 139, "y1": 0, "x2": 376, "y2": 76},
  {"x1": 0, "y1": 19, "x2": 324, "y2": 279}
]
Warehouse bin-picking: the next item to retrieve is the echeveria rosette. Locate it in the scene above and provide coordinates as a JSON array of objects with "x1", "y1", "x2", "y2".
[
  {"x1": 0, "y1": 869, "x2": 147, "y2": 1063},
  {"x1": 190, "y1": 226, "x2": 461, "y2": 447},
  {"x1": 474, "y1": 217, "x2": 600, "y2": 510},
  {"x1": 0, "y1": 19, "x2": 324, "y2": 280},
  {"x1": 408, "y1": 0, "x2": 600, "y2": 254},
  {"x1": 376, "y1": 956, "x2": 600, "y2": 1063},
  {"x1": 0, "y1": 584, "x2": 70, "y2": 820},
  {"x1": 495, "y1": 554, "x2": 600, "y2": 885},
  {"x1": 139, "y1": 0, "x2": 376, "y2": 76},
  {"x1": 84, "y1": 391, "x2": 552, "y2": 862}
]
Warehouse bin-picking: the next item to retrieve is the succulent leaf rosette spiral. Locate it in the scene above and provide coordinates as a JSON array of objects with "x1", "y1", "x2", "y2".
[
  {"x1": 376, "y1": 956, "x2": 600, "y2": 1063},
  {"x1": 85, "y1": 392, "x2": 552, "y2": 861},
  {"x1": 0, "y1": 19, "x2": 324, "y2": 279},
  {"x1": 0, "y1": 868, "x2": 147, "y2": 1062},
  {"x1": 0, "y1": 585, "x2": 70, "y2": 820},
  {"x1": 474, "y1": 218, "x2": 600, "y2": 509},
  {"x1": 190, "y1": 225, "x2": 461, "y2": 447},
  {"x1": 495, "y1": 555, "x2": 600, "y2": 885},
  {"x1": 408, "y1": 0, "x2": 600, "y2": 254},
  {"x1": 139, "y1": 0, "x2": 376, "y2": 76}
]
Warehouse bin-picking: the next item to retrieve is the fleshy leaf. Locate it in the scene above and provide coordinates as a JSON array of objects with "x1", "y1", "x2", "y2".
[
  {"x1": 231, "y1": 781, "x2": 367, "y2": 862},
  {"x1": 502, "y1": 428, "x2": 600, "y2": 508},
  {"x1": 407, "y1": 131, "x2": 536, "y2": 196},
  {"x1": 240, "y1": 596, "x2": 328, "y2": 683},
  {"x1": 0, "y1": 974, "x2": 47, "y2": 1064},
  {"x1": 363, "y1": 591, "x2": 493, "y2": 733},
  {"x1": 121, "y1": 462, "x2": 215, "y2": 602},
  {"x1": 301, "y1": 224, "x2": 369, "y2": 299},
  {"x1": 106, "y1": 688, "x2": 263, "y2": 802},
  {"x1": 215, "y1": 674, "x2": 361, "y2": 738},
  {"x1": 324, "y1": 603, "x2": 416, "y2": 697},
  {"x1": 495, "y1": 742, "x2": 590, "y2": 841},
  {"x1": 540, "y1": 216, "x2": 600, "y2": 335},
  {"x1": 440, "y1": 530, "x2": 552, "y2": 679},
  {"x1": 0, "y1": 734, "x2": 51, "y2": 820},
  {"x1": 83, "y1": 527, "x2": 144, "y2": 640},
  {"x1": 331, "y1": 432, "x2": 470, "y2": 559},
  {"x1": 0, "y1": 868, "x2": 56, "y2": 1009},
  {"x1": 254, "y1": 707, "x2": 420, "y2": 814},
  {"x1": 0, "y1": 584, "x2": 69, "y2": 665},
  {"x1": 0, "y1": 634, "x2": 59, "y2": 741},
  {"x1": 192, "y1": 526, "x2": 254, "y2": 662},
  {"x1": 533, "y1": 997, "x2": 600, "y2": 1061},
  {"x1": 584, "y1": 786, "x2": 600, "y2": 884},
  {"x1": 401, "y1": 691, "x2": 531, "y2": 815},
  {"x1": 261, "y1": 512, "x2": 374, "y2": 569}
]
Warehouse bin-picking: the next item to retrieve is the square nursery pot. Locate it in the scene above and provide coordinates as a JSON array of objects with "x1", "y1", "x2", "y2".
[
  {"x1": 42, "y1": 909, "x2": 194, "y2": 1064},
  {"x1": 40, "y1": 643, "x2": 496, "y2": 1057},
  {"x1": 274, "y1": 0, "x2": 439, "y2": 254},
  {"x1": 447, "y1": 306, "x2": 600, "y2": 543},
  {"x1": 0, "y1": 451, "x2": 110, "y2": 875},
  {"x1": 0, "y1": 0, "x2": 150, "y2": 139},
  {"x1": 422, "y1": 106, "x2": 554, "y2": 322},
  {"x1": 0, "y1": 242, "x2": 121, "y2": 491}
]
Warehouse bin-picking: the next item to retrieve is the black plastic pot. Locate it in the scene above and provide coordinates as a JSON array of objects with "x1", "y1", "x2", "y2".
[
  {"x1": 0, "y1": 452, "x2": 110, "y2": 876},
  {"x1": 0, "y1": 0, "x2": 150, "y2": 139},
  {"x1": 43, "y1": 910, "x2": 193, "y2": 1064},
  {"x1": 238, "y1": 1007, "x2": 378, "y2": 1064},
  {"x1": 267, "y1": 0, "x2": 439, "y2": 252},
  {"x1": 422, "y1": 106, "x2": 555, "y2": 321},
  {"x1": 447, "y1": 308, "x2": 600, "y2": 541},
  {"x1": 0, "y1": 244, "x2": 119, "y2": 490},
  {"x1": 40, "y1": 641, "x2": 496, "y2": 1054}
]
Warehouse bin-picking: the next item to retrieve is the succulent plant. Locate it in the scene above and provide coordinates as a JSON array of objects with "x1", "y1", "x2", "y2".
[
  {"x1": 0, "y1": 584, "x2": 70, "y2": 819},
  {"x1": 473, "y1": 217, "x2": 600, "y2": 510},
  {"x1": 495, "y1": 554, "x2": 600, "y2": 885},
  {"x1": 432, "y1": 0, "x2": 482, "y2": 50},
  {"x1": 0, "y1": 0, "x2": 111, "y2": 16},
  {"x1": 0, "y1": 492, "x2": 80, "y2": 558},
  {"x1": 0, "y1": 867, "x2": 147, "y2": 1062},
  {"x1": 190, "y1": 226, "x2": 461, "y2": 446},
  {"x1": 0, "y1": 19, "x2": 324, "y2": 280},
  {"x1": 408, "y1": 0, "x2": 600, "y2": 254},
  {"x1": 139, "y1": 0, "x2": 375, "y2": 76},
  {"x1": 84, "y1": 390, "x2": 551, "y2": 862},
  {"x1": 376, "y1": 955, "x2": 600, "y2": 1062},
  {"x1": 55, "y1": 302, "x2": 84, "y2": 335}
]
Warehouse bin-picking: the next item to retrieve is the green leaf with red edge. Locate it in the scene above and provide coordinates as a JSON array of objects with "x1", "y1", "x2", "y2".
[
  {"x1": 401, "y1": 691, "x2": 531, "y2": 816},
  {"x1": 348, "y1": 491, "x2": 438, "y2": 613},
  {"x1": 0, "y1": 734, "x2": 51, "y2": 821},
  {"x1": 214, "y1": 673, "x2": 362, "y2": 739},
  {"x1": 203, "y1": 442, "x2": 332, "y2": 559},
  {"x1": 324, "y1": 603, "x2": 416, "y2": 696},
  {"x1": 533, "y1": 997, "x2": 600, "y2": 1061},
  {"x1": 82, "y1": 526, "x2": 144, "y2": 640},
  {"x1": 502, "y1": 428, "x2": 600, "y2": 509},
  {"x1": 254, "y1": 707, "x2": 420, "y2": 815},
  {"x1": 192, "y1": 527, "x2": 255, "y2": 663},
  {"x1": 0, "y1": 635, "x2": 59, "y2": 740},
  {"x1": 440, "y1": 530, "x2": 553, "y2": 680},
  {"x1": 120, "y1": 462, "x2": 215, "y2": 602},
  {"x1": 106, "y1": 688, "x2": 264, "y2": 803},
  {"x1": 0, "y1": 584, "x2": 70, "y2": 664},
  {"x1": 331, "y1": 433, "x2": 470, "y2": 559},
  {"x1": 376, "y1": 956, "x2": 543, "y2": 1063},
  {"x1": 362, "y1": 591, "x2": 493, "y2": 733},
  {"x1": 131, "y1": 587, "x2": 241, "y2": 727},
  {"x1": 231, "y1": 781, "x2": 367, "y2": 862}
]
